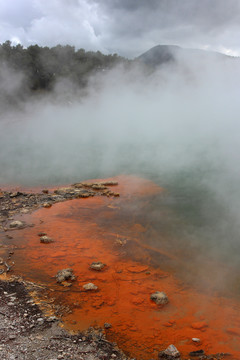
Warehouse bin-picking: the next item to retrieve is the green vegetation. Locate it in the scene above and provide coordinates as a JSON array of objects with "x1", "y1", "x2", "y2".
[{"x1": 0, "y1": 41, "x2": 130, "y2": 106}]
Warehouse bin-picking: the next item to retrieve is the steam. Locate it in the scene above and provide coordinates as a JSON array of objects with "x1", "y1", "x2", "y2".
[
  {"x1": 1, "y1": 50, "x2": 240, "y2": 292},
  {"x1": 1, "y1": 52, "x2": 239, "y2": 185}
]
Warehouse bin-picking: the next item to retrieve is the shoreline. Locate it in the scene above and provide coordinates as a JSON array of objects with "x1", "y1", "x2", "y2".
[
  {"x1": 0, "y1": 276, "x2": 128, "y2": 360},
  {"x1": 0, "y1": 177, "x2": 237, "y2": 360}
]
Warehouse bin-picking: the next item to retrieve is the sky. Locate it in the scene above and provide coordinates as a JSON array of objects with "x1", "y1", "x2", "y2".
[{"x1": 0, "y1": 0, "x2": 240, "y2": 58}]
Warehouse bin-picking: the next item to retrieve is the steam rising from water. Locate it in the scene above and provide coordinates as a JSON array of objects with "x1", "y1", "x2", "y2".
[{"x1": 1, "y1": 51, "x2": 240, "y2": 287}]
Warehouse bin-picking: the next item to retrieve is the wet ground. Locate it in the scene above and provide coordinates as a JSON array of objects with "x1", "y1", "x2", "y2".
[
  {"x1": 0, "y1": 278, "x2": 127, "y2": 360},
  {"x1": 0, "y1": 175, "x2": 240, "y2": 360}
]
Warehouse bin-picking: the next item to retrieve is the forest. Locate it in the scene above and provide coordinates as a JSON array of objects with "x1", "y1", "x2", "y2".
[{"x1": 0, "y1": 41, "x2": 130, "y2": 108}]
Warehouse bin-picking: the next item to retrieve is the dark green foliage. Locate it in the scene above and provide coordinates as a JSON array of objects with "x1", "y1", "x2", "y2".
[{"x1": 0, "y1": 41, "x2": 129, "y2": 100}]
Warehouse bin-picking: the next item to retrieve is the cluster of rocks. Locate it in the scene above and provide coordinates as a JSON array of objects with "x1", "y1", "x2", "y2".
[
  {"x1": 158, "y1": 344, "x2": 231, "y2": 359},
  {"x1": 55, "y1": 181, "x2": 119, "y2": 199},
  {"x1": 0, "y1": 279, "x2": 128, "y2": 360},
  {"x1": 0, "y1": 278, "x2": 231, "y2": 360},
  {"x1": 0, "y1": 280, "x2": 54, "y2": 340},
  {"x1": 0, "y1": 180, "x2": 230, "y2": 360},
  {"x1": 150, "y1": 296, "x2": 230, "y2": 359},
  {"x1": 55, "y1": 262, "x2": 107, "y2": 291},
  {"x1": 0, "y1": 180, "x2": 119, "y2": 227}
]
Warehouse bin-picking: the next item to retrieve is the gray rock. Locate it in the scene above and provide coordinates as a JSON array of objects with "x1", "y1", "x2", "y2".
[
  {"x1": 56, "y1": 268, "x2": 76, "y2": 283},
  {"x1": 159, "y1": 344, "x2": 180, "y2": 359},
  {"x1": 38, "y1": 232, "x2": 47, "y2": 236},
  {"x1": 42, "y1": 202, "x2": 52, "y2": 208},
  {"x1": 40, "y1": 236, "x2": 54, "y2": 244},
  {"x1": 192, "y1": 337, "x2": 201, "y2": 343},
  {"x1": 10, "y1": 192, "x2": 22, "y2": 198},
  {"x1": 9, "y1": 220, "x2": 24, "y2": 229},
  {"x1": 92, "y1": 184, "x2": 107, "y2": 190},
  {"x1": 100, "y1": 181, "x2": 118, "y2": 186},
  {"x1": 150, "y1": 291, "x2": 169, "y2": 305},
  {"x1": 83, "y1": 283, "x2": 98, "y2": 291},
  {"x1": 47, "y1": 316, "x2": 58, "y2": 322},
  {"x1": 54, "y1": 187, "x2": 73, "y2": 195},
  {"x1": 189, "y1": 350, "x2": 205, "y2": 357},
  {"x1": 37, "y1": 318, "x2": 44, "y2": 325},
  {"x1": 104, "y1": 323, "x2": 112, "y2": 329},
  {"x1": 20, "y1": 209, "x2": 29, "y2": 214},
  {"x1": 90, "y1": 262, "x2": 105, "y2": 271}
]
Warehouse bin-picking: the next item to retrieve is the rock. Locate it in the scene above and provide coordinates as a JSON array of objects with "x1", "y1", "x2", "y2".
[
  {"x1": 92, "y1": 184, "x2": 107, "y2": 190},
  {"x1": 81, "y1": 183, "x2": 94, "y2": 188},
  {"x1": 158, "y1": 345, "x2": 180, "y2": 359},
  {"x1": 56, "y1": 268, "x2": 76, "y2": 283},
  {"x1": 42, "y1": 189, "x2": 49, "y2": 194},
  {"x1": 150, "y1": 291, "x2": 169, "y2": 305},
  {"x1": 83, "y1": 283, "x2": 98, "y2": 291},
  {"x1": 38, "y1": 232, "x2": 47, "y2": 236},
  {"x1": 47, "y1": 316, "x2": 57, "y2": 322},
  {"x1": 20, "y1": 209, "x2": 29, "y2": 214},
  {"x1": 104, "y1": 323, "x2": 112, "y2": 329},
  {"x1": 37, "y1": 318, "x2": 44, "y2": 325},
  {"x1": 54, "y1": 187, "x2": 74, "y2": 196},
  {"x1": 43, "y1": 202, "x2": 52, "y2": 208},
  {"x1": 9, "y1": 335, "x2": 17, "y2": 340},
  {"x1": 72, "y1": 183, "x2": 83, "y2": 188},
  {"x1": 9, "y1": 192, "x2": 23, "y2": 198},
  {"x1": 9, "y1": 220, "x2": 24, "y2": 229},
  {"x1": 40, "y1": 235, "x2": 54, "y2": 244},
  {"x1": 192, "y1": 338, "x2": 201, "y2": 343},
  {"x1": 100, "y1": 181, "x2": 118, "y2": 186},
  {"x1": 90, "y1": 262, "x2": 105, "y2": 271},
  {"x1": 189, "y1": 349, "x2": 205, "y2": 357}
]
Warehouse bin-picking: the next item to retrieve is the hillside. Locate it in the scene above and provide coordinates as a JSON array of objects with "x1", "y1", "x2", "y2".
[{"x1": 137, "y1": 44, "x2": 232, "y2": 67}]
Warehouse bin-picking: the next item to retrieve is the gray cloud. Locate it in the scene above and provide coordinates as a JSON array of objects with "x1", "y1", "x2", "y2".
[{"x1": 0, "y1": 0, "x2": 240, "y2": 56}]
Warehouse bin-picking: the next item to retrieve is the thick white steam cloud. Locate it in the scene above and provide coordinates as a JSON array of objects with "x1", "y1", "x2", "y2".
[{"x1": 1, "y1": 51, "x2": 240, "y2": 291}]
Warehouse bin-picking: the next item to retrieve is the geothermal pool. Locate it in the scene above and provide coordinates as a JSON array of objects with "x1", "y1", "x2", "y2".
[{"x1": 1, "y1": 175, "x2": 240, "y2": 359}]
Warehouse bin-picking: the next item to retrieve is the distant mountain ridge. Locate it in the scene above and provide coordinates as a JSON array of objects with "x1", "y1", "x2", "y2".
[{"x1": 136, "y1": 44, "x2": 233, "y2": 67}]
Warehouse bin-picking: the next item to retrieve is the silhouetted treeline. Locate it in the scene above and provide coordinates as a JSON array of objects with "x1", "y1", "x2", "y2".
[{"x1": 0, "y1": 41, "x2": 130, "y2": 107}]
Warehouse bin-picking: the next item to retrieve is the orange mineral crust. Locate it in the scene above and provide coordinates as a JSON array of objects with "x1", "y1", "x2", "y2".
[{"x1": 2, "y1": 176, "x2": 240, "y2": 359}]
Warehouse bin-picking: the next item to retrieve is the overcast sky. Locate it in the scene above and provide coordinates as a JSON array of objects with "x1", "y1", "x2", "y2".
[{"x1": 0, "y1": 0, "x2": 240, "y2": 58}]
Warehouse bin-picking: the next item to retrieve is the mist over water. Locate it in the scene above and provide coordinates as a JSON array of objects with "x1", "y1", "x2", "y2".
[{"x1": 1, "y1": 51, "x2": 240, "y2": 291}]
